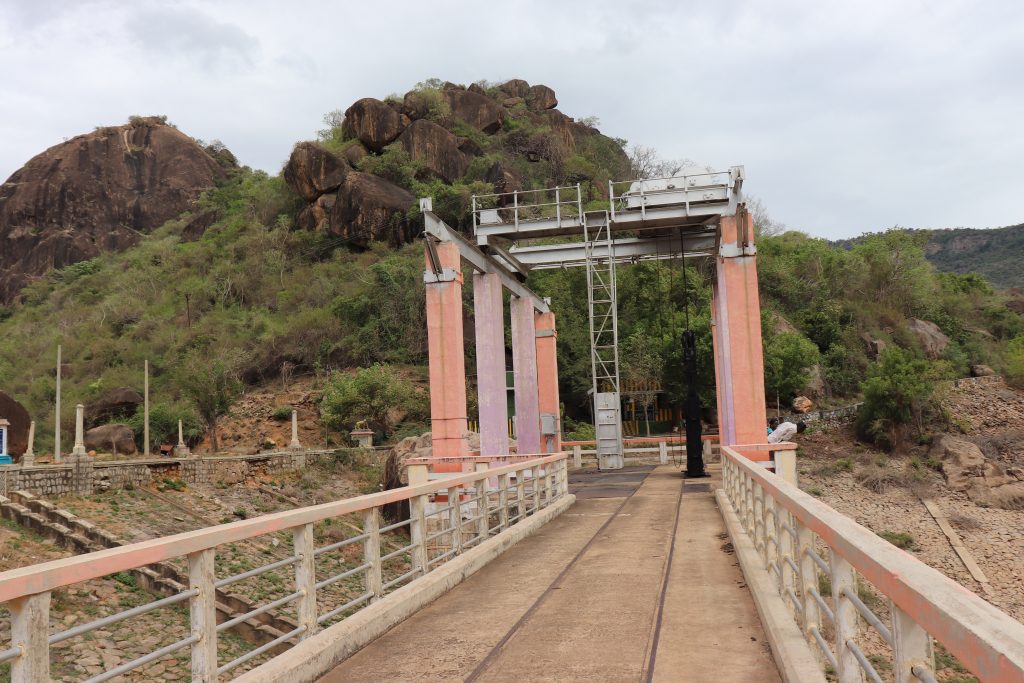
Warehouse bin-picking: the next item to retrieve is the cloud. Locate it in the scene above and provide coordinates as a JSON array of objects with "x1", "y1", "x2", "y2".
[{"x1": 124, "y1": 5, "x2": 260, "y2": 72}]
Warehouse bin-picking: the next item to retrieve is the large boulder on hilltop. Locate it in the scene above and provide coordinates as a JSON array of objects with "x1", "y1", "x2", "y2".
[
  {"x1": 442, "y1": 89, "x2": 504, "y2": 134},
  {"x1": 84, "y1": 424, "x2": 137, "y2": 455},
  {"x1": 296, "y1": 194, "x2": 335, "y2": 232},
  {"x1": 86, "y1": 387, "x2": 143, "y2": 427},
  {"x1": 329, "y1": 172, "x2": 416, "y2": 245},
  {"x1": 499, "y1": 79, "x2": 531, "y2": 99},
  {"x1": 0, "y1": 118, "x2": 226, "y2": 303},
  {"x1": 908, "y1": 319, "x2": 950, "y2": 359},
  {"x1": 283, "y1": 142, "x2": 349, "y2": 201},
  {"x1": 0, "y1": 391, "x2": 31, "y2": 457},
  {"x1": 542, "y1": 109, "x2": 598, "y2": 153},
  {"x1": 398, "y1": 120, "x2": 470, "y2": 183},
  {"x1": 342, "y1": 143, "x2": 368, "y2": 167},
  {"x1": 485, "y1": 161, "x2": 523, "y2": 203},
  {"x1": 527, "y1": 84, "x2": 558, "y2": 111},
  {"x1": 341, "y1": 98, "x2": 406, "y2": 152}
]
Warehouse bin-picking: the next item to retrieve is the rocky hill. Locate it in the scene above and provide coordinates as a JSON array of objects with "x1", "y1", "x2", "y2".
[
  {"x1": 0, "y1": 116, "x2": 233, "y2": 303},
  {"x1": 922, "y1": 224, "x2": 1024, "y2": 290}
]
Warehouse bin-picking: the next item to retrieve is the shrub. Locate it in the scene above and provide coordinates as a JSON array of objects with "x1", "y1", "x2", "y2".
[
  {"x1": 319, "y1": 364, "x2": 428, "y2": 437},
  {"x1": 271, "y1": 406, "x2": 293, "y2": 421},
  {"x1": 1006, "y1": 336, "x2": 1024, "y2": 388},
  {"x1": 763, "y1": 329, "x2": 820, "y2": 401},
  {"x1": 877, "y1": 531, "x2": 915, "y2": 550},
  {"x1": 856, "y1": 347, "x2": 943, "y2": 450}
]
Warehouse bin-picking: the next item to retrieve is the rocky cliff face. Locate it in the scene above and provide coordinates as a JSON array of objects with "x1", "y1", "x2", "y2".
[
  {"x1": 284, "y1": 79, "x2": 629, "y2": 246},
  {"x1": 0, "y1": 117, "x2": 228, "y2": 302}
]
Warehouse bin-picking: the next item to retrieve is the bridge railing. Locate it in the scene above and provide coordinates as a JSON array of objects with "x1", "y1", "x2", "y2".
[
  {"x1": 720, "y1": 445, "x2": 1024, "y2": 683},
  {"x1": 563, "y1": 435, "x2": 719, "y2": 467},
  {"x1": 0, "y1": 453, "x2": 569, "y2": 682}
]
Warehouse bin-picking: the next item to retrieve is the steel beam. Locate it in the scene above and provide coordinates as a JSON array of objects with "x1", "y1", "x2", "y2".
[
  {"x1": 507, "y1": 234, "x2": 717, "y2": 269},
  {"x1": 423, "y1": 209, "x2": 549, "y2": 313}
]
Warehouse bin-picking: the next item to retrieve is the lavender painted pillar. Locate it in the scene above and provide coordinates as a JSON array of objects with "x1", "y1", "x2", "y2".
[
  {"x1": 473, "y1": 273, "x2": 509, "y2": 456},
  {"x1": 510, "y1": 295, "x2": 541, "y2": 455}
]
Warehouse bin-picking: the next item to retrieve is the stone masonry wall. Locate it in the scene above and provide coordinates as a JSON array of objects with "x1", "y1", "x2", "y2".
[{"x1": 0, "y1": 450, "x2": 337, "y2": 497}]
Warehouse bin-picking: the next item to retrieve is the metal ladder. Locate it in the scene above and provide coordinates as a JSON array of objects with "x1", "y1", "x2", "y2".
[{"x1": 583, "y1": 211, "x2": 624, "y2": 469}]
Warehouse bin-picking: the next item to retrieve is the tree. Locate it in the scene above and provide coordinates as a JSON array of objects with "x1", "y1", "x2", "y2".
[
  {"x1": 628, "y1": 145, "x2": 687, "y2": 180},
  {"x1": 320, "y1": 364, "x2": 428, "y2": 438},
  {"x1": 856, "y1": 347, "x2": 944, "y2": 450},
  {"x1": 177, "y1": 352, "x2": 245, "y2": 453},
  {"x1": 1006, "y1": 336, "x2": 1024, "y2": 388},
  {"x1": 620, "y1": 331, "x2": 663, "y2": 435},
  {"x1": 763, "y1": 331, "x2": 820, "y2": 410}
]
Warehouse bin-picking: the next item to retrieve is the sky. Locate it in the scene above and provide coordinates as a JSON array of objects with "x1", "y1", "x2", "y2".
[{"x1": 1, "y1": 0, "x2": 1022, "y2": 239}]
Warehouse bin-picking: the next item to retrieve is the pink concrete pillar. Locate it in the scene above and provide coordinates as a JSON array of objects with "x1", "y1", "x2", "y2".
[
  {"x1": 473, "y1": 272, "x2": 509, "y2": 457},
  {"x1": 535, "y1": 311, "x2": 561, "y2": 454},
  {"x1": 425, "y1": 241, "x2": 468, "y2": 471},
  {"x1": 510, "y1": 295, "x2": 541, "y2": 455},
  {"x1": 713, "y1": 208, "x2": 768, "y2": 457}
]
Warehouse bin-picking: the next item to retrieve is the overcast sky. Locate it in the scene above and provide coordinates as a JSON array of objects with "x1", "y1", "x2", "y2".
[{"x1": 2, "y1": 0, "x2": 1022, "y2": 239}]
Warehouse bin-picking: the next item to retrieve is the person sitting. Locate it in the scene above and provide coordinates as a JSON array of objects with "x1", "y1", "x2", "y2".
[
  {"x1": 768, "y1": 420, "x2": 806, "y2": 443},
  {"x1": 767, "y1": 417, "x2": 779, "y2": 435}
]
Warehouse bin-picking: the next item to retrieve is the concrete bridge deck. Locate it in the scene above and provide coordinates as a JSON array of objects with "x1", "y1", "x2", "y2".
[{"x1": 319, "y1": 465, "x2": 779, "y2": 682}]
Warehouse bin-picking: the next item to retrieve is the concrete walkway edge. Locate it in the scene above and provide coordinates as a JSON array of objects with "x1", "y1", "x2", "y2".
[
  {"x1": 235, "y1": 494, "x2": 577, "y2": 683},
  {"x1": 716, "y1": 489, "x2": 826, "y2": 683}
]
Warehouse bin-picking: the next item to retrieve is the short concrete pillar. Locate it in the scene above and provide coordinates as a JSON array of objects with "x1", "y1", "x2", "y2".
[
  {"x1": 573, "y1": 445, "x2": 582, "y2": 469},
  {"x1": 71, "y1": 404, "x2": 88, "y2": 457},
  {"x1": 658, "y1": 441, "x2": 668, "y2": 465},
  {"x1": 23, "y1": 420, "x2": 36, "y2": 465},
  {"x1": 351, "y1": 429, "x2": 374, "y2": 449},
  {"x1": 773, "y1": 449, "x2": 797, "y2": 486},
  {"x1": 289, "y1": 409, "x2": 302, "y2": 450},
  {"x1": 173, "y1": 419, "x2": 192, "y2": 458}
]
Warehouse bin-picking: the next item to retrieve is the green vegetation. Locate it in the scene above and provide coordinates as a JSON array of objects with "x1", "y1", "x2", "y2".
[
  {"x1": 271, "y1": 406, "x2": 293, "y2": 421},
  {"x1": 1007, "y1": 336, "x2": 1024, "y2": 388},
  {"x1": 319, "y1": 364, "x2": 428, "y2": 438},
  {"x1": 856, "y1": 347, "x2": 948, "y2": 450},
  {"x1": 922, "y1": 223, "x2": 1024, "y2": 290},
  {"x1": 877, "y1": 531, "x2": 916, "y2": 550}
]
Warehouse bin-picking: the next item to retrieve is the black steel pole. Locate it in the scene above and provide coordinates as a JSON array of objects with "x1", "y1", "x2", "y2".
[{"x1": 682, "y1": 330, "x2": 708, "y2": 478}]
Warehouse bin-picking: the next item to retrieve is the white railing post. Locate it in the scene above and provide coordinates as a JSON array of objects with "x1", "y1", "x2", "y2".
[
  {"x1": 764, "y1": 494, "x2": 779, "y2": 581},
  {"x1": 516, "y1": 468, "x2": 527, "y2": 519},
  {"x1": 498, "y1": 472, "x2": 511, "y2": 530},
  {"x1": 408, "y1": 464, "x2": 430, "y2": 573},
  {"x1": 188, "y1": 548, "x2": 218, "y2": 683},
  {"x1": 363, "y1": 507, "x2": 383, "y2": 600},
  {"x1": 778, "y1": 508, "x2": 796, "y2": 618},
  {"x1": 543, "y1": 465, "x2": 554, "y2": 505},
  {"x1": 531, "y1": 465, "x2": 541, "y2": 513},
  {"x1": 831, "y1": 554, "x2": 864, "y2": 683},
  {"x1": 293, "y1": 523, "x2": 318, "y2": 638},
  {"x1": 10, "y1": 592, "x2": 50, "y2": 683},
  {"x1": 659, "y1": 440, "x2": 668, "y2": 465},
  {"x1": 795, "y1": 520, "x2": 821, "y2": 653},
  {"x1": 753, "y1": 485, "x2": 766, "y2": 561},
  {"x1": 891, "y1": 603, "x2": 933, "y2": 683},
  {"x1": 774, "y1": 448, "x2": 797, "y2": 485},
  {"x1": 474, "y1": 463, "x2": 490, "y2": 541},
  {"x1": 573, "y1": 445, "x2": 582, "y2": 469},
  {"x1": 561, "y1": 458, "x2": 570, "y2": 495},
  {"x1": 448, "y1": 486, "x2": 463, "y2": 554}
]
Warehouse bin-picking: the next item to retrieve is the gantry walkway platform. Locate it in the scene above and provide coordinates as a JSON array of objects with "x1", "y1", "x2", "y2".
[{"x1": 318, "y1": 466, "x2": 780, "y2": 682}]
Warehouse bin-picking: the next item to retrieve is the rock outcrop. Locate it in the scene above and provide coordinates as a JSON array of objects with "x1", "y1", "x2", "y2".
[
  {"x1": 0, "y1": 391, "x2": 30, "y2": 457},
  {"x1": 85, "y1": 387, "x2": 143, "y2": 427},
  {"x1": 0, "y1": 117, "x2": 227, "y2": 302},
  {"x1": 908, "y1": 319, "x2": 950, "y2": 359},
  {"x1": 442, "y1": 88, "x2": 504, "y2": 134},
  {"x1": 329, "y1": 172, "x2": 416, "y2": 245},
  {"x1": 341, "y1": 98, "x2": 406, "y2": 152},
  {"x1": 399, "y1": 120, "x2": 470, "y2": 183},
  {"x1": 84, "y1": 424, "x2": 137, "y2": 455},
  {"x1": 283, "y1": 142, "x2": 349, "y2": 201},
  {"x1": 932, "y1": 434, "x2": 1024, "y2": 509}
]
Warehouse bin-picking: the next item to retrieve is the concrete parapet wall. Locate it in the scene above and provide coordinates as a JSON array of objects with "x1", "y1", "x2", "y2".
[{"x1": 0, "y1": 449, "x2": 344, "y2": 497}]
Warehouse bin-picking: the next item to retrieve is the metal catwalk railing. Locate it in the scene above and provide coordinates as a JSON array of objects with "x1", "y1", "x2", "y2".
[
  {"x1": 0, "y1": 453, "x2": 569, "y2": 682},
  {"x1": 719, "y1": 445, "x2": 1024, "y2": 683}
]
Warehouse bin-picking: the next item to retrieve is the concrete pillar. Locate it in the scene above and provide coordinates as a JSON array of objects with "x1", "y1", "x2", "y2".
[
  {"x1": 712, "y1": 207, "x2": 768, "y2": 456},
  {"x1": 24, "y1": 420, "x2": 35, "y2": 464},
  {"x1": 424, "y1": 241, "x2": 468, "y2": 470},
  {"x1": 473, "y1": 272, "x2": 509, "y2": 457},
  {"x1": 510, "y1": 295, "x2": 541, "y2": 456},
  {"x1": 173, "y1": 419, "x2": 191, "y2": 458},
  {"x1": 289, "y1": 409, "x2": 302, "y2": 450},
  {"x1": 143, "y1": 359, "x2": 150, "y2": 456},
  {"x1": 535, "y1": 311, "x2": 561, "y2": 454},
  {"x1": 71, "y1": 404, "x2": 87, "y2": 457},
  {"x1": 54, "y1": 344, "x2": 61, "y2": 463}
]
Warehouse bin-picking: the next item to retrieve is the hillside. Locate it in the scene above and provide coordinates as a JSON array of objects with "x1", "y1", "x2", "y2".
[
  {"x1": 923, "y1": 224, "x2": 1024, "y2": 290},
  {"x1": 0, "y1": 78, "x2": 1022, "y2": 459}
]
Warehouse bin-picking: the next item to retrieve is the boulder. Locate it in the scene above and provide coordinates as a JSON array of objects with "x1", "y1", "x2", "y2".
[
  {"x1": 792, "y1": 396, "x2": 814, "y2": 414},
  {"x1": 541, "y1": 109, "x2": 596, "y2": 153},
  {"x1": 0, "y1": 118, "x2": 226, "y2": 303},
  {"x1": 296, "y1": 193, "x2": 335, "y2": 232},
  {"x1": 329, "y1": 172, "x2": 416, "y2": 246},
  {"x1": 84, "y1": 424, "x2": 137, "y2": 455},
  {"x1": 398, "y1": 120, "x2": 470, "y2": 183},
  {"x1": 341, "y1": 98, "x2": 406, "y2": 152},
  {"x1": 468, "y1": 82, "x2": 487, "y2": 95},
  {"x1": 971, "y1": 364, "x2": 995, "y2": 377},
  {"x1": 484, "y1": 161, "x2": 523, "y2": 203},
  {"x1": 931, "y1": 434, "x2": 1017, "y2": 506},
  {"x1": 342, "y1": 142, "x2": 369, "y2": 167},
  {"x1": 181, "y1": 210, "x2": 219, "y2": 241},
  {"x1": 0, "y1": 391, "x2": 31, "y2": 457},
  {"x1": 86, "y1": 387, "x2": 143, "y2": 427},
  {"x1": 283, "y1": 142, "x2": 349, "y2": 201},
  {"x1": 457, "y1": 137, "x2": 483, "y2": 157},
  {"x1": 502, "y1": 97, "x2": 525, "y2": 108},
  {"x1": 499, "y1": 79, "x2": 531, "y2": 99},
  {"x1": 442, "y1": 89, "x2": 504, "y2": 134},
  {"x1": 527, "y1": 84, "x2": 558, "y2": 110},
  {"x1": 908, "y1": 319, "x2": 950, "y2": 359},
  {"x1": 401, "y1": 90, "x2": 434, "y2": 121},
  {"x1": 801, "y1": 365, "x2": 826, "y2": 398}
]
